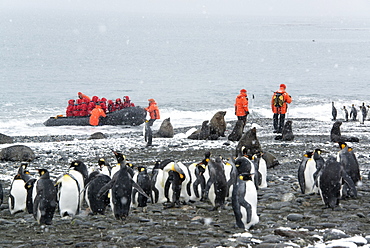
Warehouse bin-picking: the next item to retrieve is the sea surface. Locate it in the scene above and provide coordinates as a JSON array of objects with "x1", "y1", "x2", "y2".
[{"x1": 1, "y1": 10, "x2": 370, "y2": 136}]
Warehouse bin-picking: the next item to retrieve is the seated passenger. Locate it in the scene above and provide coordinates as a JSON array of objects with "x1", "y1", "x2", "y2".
[
  {"x1": 123, "y1": 96, "x2": 135, "y2": 108},
  {"x1": 78, "y1": 92, "x2": 91, "y2": 101},
  {"x1": 115, "y1": 98, "x2": 123, "y2": 111},
  {"x1": 107, "y1": 100, "x2": 115, "y2": 112},
  {"x1": 66, "y1": 99, "x2": 75, "y2": 117}
]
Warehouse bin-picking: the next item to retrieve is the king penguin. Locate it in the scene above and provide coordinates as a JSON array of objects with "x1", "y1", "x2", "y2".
[
  {"x1": 203, "y1": 156, "x2": 227, "y2": 211},
  {"x1": 33, "y1": 169, "x2": 57, "y2": 225},
  {"x1": 317, "y1": 156, "x2": 357, "y2": 209},
  {"x1": 69, "y1": 160, "x2": 88, "y2": 210},
  {"x1": 9, "y1": 163, "x2": 31, "y2": 214},
  {"x1": 232, "y1": 172, "x2": 259, "y2": 230},
  {"x1": 132, "y1": 166, "x2": 152, "y2": 209},
  {"x1": 298, "y1": 151, "x2": 318, "y2": 194},
  {"x1": 252, "y1": 151, "x2": 268, "y2": 188},
  {"x1": 85, "y1": 171, "x2": 111, "y2": 215},
  {"x1": 55, "y1": 172, "x2": 81, "y2": 217}
]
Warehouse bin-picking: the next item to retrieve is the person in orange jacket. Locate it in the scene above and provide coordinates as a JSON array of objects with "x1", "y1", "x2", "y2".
[
  {"x1": 78, "y1": 92, "x2": 91, "y2": 101},
  {"x1": 235, "y1": 89, "x2": 249, "y2": 128},
  {"x1": 89, "y1": 103, "x2": 107, "y2": 126},
  {"x1": 271, "y1": 84, "x2": 292, "y2": 133},
  {"x1": 144, "y1": 99, "x2": 160, "y2": 126}
]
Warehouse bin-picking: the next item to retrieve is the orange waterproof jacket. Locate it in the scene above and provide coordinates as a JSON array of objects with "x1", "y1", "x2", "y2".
[
  {"x1": 235, "y1": 92, "x2": 249, "y2": 116},
  {"x1": 78, "y1": 92, "x2": 91, "y2": 101},
  {"x1": 145, "y1": 101, "x2": 160, "y2": 120},
  {"x1": 89, "y1": 105, "x2": 107, "y2": 126},
  {"x1": 271, "y1": 87, "x2": 292, "y2": 114}
]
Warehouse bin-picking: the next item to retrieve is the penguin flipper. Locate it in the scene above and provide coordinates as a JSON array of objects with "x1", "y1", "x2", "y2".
[
  {"x1": 97, "y1": 179, "x2": 115, "y2": 199},
  {"x1": 297, "y1": 164, "x2": 306, "y2": 194},
  {"x1": 131, "y1": 180, "x2": 150, "y2": 199},
  {"x1": 341, "y1": 171, "x2": 358, "y2": 198},
  {"x1": 239, "y1": 199, "x2": 252, "y2": 224}
]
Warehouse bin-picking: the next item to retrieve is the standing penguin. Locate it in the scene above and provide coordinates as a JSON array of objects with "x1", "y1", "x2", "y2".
[
  {"x1": 317, "y1": 156, "x2": 357, "y2": 209},
  {"x1": 97, "y1": 163, "x2": 148, "y2": 220},
  {"x1": 232, "y1": 172, "x2": 259, "y2": 230},
  {"x1": 337, "y1": 142, "x2": 361, "y2": 198},
  {"x1": 203, "y1": 156, "x2": 228, "y2": 211},
  {"x1": 350, "y1": 104, "x2": 357, "y2": 121},
  {"x1": 33, "y1": 169, "x2": 57, "y2": 225},
  {"x1": 252, "y1": 152, "x2": 268, "y2": 188},
  {"x1": 55, "y1": 173, "x2": 81, "y2": 217},
  {"x1": 235, "y1": 154, "x2": 258, "y2": 189},
  {"x1": 298, "y1": 151, "x2": 318, "y2": 194},
  {"x1": 132, "y1": 166, "x2": 152, "y2": 209},
  {"x1": 25, "y1": 178, "x2": 37, "y2": 214},
  {"x1": 359, "y1": 106, "x2": 365, "y2": 124},
  {"x1": 9, "y1": 163, "x2": 32, "y2": 214},
  {"x1": 68, "y1": 160, "x2": 88, "y2": 210},
  {"x1": 332, "y1": 102, "x2": 337, "y2": 121},
  {"x1": 85, "y1": 171, "x2": 111, "y2": 215},
  {"x1": 342, "y1": 106, "x2": 349, "y2": 121},
  {"x1": 162, "y1": 161, "x2": 186, "y2": 208}
]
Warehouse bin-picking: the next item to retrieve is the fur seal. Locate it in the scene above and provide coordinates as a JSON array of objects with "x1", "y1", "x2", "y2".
[
  {"x1": 235, "y1": 127, "x2": 261, "y2": 157},
  {"x1": 275, "y1": 120, "x2": 294, "y2": 141},
  {"x1": 209, "y1": 111, "x2": 227, "y2": 139},
  {"x1": 188, "y1": 120, "x2": 210, "y2": 140},
  {"x1": 330, "y1": 121, "x2": 359, "y2": 142},
  {"x1": 157, "y1": 117, "x2": 174, "y2": 138},
  {"x1": 228, "y1": 120, "x2": 244, "y2": 142}
]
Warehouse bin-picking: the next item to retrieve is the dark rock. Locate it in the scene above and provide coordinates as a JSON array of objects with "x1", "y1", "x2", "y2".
[
  {"x1": 88, "y1": 132, "x2": 106, "y2": 140},
  {"x1": 0, "y1": 133, "x2": 13, "y2": 144},
  {"x1": 0, "y1": 145, "x2": 35, "y2": 161},
  {"x1": 287, "y1": 213, "x2": 304, "y2": 221},
  {"x1": 323, "y1": 229, "x2": 350, "y2": 241}
]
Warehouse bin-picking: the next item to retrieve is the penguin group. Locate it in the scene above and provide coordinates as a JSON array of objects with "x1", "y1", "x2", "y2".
[
  {"x1": 298, "y1": 142, "x2": 361, "y2": 209},
  {"x1": 332, "y1": 102, "x2": 369, "y2": 123}
]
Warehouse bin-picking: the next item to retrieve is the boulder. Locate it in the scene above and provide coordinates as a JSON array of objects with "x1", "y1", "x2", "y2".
[
  {"x1": 0, "y1": 133, "x2": 13, "y2": 144},
  {"x1": 88, "y1": 132, "x2": 107, "y2": 140}
]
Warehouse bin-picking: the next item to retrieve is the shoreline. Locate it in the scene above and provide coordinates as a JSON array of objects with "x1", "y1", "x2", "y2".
[{"x1": 0, "y1": 117, "x2": 370, "y2": 247}]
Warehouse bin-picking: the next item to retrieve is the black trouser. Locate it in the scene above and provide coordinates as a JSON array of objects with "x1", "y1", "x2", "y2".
[
  {"x1": 237, "y1": 115, "x2": 247, "y2": 129},
  {"x1": 273, "y1": 113, "x2": 285, "y2": 132}
]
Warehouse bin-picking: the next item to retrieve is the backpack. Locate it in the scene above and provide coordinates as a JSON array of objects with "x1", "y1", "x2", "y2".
[{"x1": 273, "y1": 92, "x2": 284, "y2": 107}]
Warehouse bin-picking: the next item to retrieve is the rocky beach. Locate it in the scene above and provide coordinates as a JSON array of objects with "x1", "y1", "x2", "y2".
[{"x1": 0, "y1": 117, "x2": 370, "y2": 248}]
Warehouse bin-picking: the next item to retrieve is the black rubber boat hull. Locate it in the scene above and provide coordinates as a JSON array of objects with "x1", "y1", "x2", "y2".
[{"x1": 44, "y1": 107, "x2": 146, "y2": 126}]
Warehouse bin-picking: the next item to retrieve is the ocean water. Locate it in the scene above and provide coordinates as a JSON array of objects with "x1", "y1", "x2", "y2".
[{"x1": 1, "y1": 10, "x2": 370, "y2": 136}]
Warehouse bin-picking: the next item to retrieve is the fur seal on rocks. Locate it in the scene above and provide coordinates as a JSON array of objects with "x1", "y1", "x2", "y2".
[
  {"x1": 275, "y1": 120, "x2": 294, "y2": 141},
  {"x1": 209, "y1": 111, "x2": 227, "y2": 139},
  {"x1": 228, "y1": 120, "x2": 244, "y2": 142},
  {"x1": 235, "y1": 127, "x2": 261, "y2": 157},
  {"x1": 188, "y1": 120, "x2": 210, "y2": 140},
  {"x1": 330, "y1": 121, "x2": 359, "y2": 142},
  {"x1": 0, "y1": 145, "x2": 35, "y2": 162},
  {"x1": 157, "y1": 117, "x2": 174, "y2": 138}
]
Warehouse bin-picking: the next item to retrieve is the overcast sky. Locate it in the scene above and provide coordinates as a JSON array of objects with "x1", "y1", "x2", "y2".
[{"x1": 1, "y1": 0, "x2": 370, "y2": 17}]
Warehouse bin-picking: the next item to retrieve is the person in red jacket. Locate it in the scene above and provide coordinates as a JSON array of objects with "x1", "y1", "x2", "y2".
[
  {"x1": 89, "y1": 103, "x2": 107, "y2": 126},
  {"x1": 271, "y1": 84, "x2": 292, "y2": 133},
  {"x1": 115, "y1": 98, "x2": 123, "y2": 111},
  {"x1": 235, "y1": 89, "x2": 249, "y2": 128},
  {"x1": 100, "y1": 98, "x2": 107, "y2": 113},
  {"x1": 144, "y1": 98, "x2": 160, "y2": 126},
  {"x1": 107, "y1": 100, "x2": 115, "y2": 112},
  {"x1": 80, "y1": 98, "x2": 89, "y2": 116},
  {"x1": 122, "y1": 96, "x2": 135, "y2": 108},
  {"x1": 66, "y1": 99, "x2": 75, "y2": 117}
]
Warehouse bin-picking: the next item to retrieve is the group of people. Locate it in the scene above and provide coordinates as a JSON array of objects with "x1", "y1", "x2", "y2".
[
  {"x1": 66, "y1": 92, "x2": 136, "y2": 118},
  {"x1": 234, "y1": 84, "x2": 292, "y2": 133},
  {"x1": 65, "y1": 93, "x2": 161, "y2": 127}
]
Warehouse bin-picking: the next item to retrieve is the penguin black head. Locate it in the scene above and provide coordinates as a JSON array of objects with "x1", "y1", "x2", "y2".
[
  {"x1": 303, "y1": 151, "x2": 313, "y2": 158},
  {"x1": 239, "y1": 173, "x2": 254, "y2": 181},
  {"x1": 38, "y1": 169, "x2": 50, "y2": 179},
  {"x1": 138, "y1": 166, "x2": 147, "y2": 173},
  {"x1": 338, "y1": 142, "x2": 347, "y2": 150},
  {"x1": 112, "y1": 150, "x2": 126, "y2": 164},
  {"x1": 98, "y1": 158, "x2": 106, "y2": 166}
]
